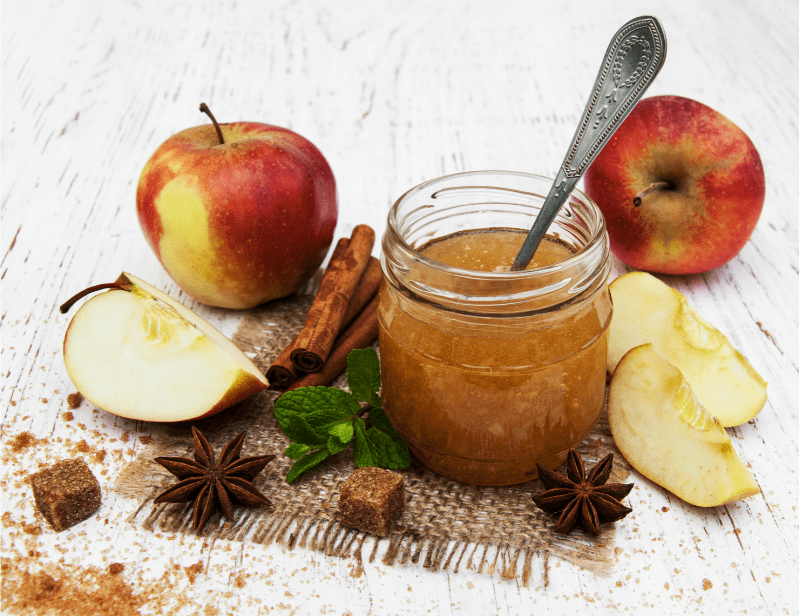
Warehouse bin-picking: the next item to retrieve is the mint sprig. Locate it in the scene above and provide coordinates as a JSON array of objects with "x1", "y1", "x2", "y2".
[{"x1": 274, "y1": 348, "x2": 411, "y2": 483}]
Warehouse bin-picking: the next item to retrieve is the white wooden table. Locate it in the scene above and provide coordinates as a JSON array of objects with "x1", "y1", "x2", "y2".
[{"x1": 3, "y1": 1, "x2": 797, "y2": 614}]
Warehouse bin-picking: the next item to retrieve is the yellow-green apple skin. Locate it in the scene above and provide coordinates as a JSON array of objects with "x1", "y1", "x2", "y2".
[
  {"x1": 62, "y1": 273, "x2": 269, "y2": 422},
  {"x1": 607, "y1": 271, "x2": 767, "y2": 427},
  {"x1": 136, "y1": 121, "x2": 337, "y2": 309},
  {"x1": 583, "y1": 95, "x2": 765, "y2": 274},
  {"x1": 608, "y1": 344, "x2": 760, "y2": 507}
]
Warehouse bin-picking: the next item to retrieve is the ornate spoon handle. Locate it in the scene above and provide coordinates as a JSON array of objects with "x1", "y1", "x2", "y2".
[{"x1": 511, "y1": 16, "x2": 667, "y2": 271}]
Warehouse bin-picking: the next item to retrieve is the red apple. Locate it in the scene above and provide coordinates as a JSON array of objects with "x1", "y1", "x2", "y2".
[
  {"x1": 583, "y1": 95, "x2": 765, "y2": 274},
  {"x1": 136, "y1": 104, "x2": 337, "y2": 309}
]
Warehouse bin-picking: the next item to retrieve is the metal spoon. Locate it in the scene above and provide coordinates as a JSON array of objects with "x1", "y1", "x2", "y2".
[{"x1": 511, "y1": 16, "x2": 667, "y2": 271}]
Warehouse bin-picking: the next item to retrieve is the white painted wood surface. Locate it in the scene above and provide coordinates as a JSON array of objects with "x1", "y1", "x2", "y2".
[{"x1": 2, "y1": 0, "x2": 797, "y2": 614}]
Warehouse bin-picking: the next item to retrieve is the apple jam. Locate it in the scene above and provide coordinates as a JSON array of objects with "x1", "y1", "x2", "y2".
[{"x1": 379, "y1": 171, "x2": 612, "y2": 486}]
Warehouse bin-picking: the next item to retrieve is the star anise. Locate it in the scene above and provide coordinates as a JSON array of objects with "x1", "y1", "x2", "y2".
[
  {"x1": 153, "y1": 427, "x2": 275, "y2": 531},
  {"x1": 532, "y1": 449, "x2": 634, "y2": 536}
]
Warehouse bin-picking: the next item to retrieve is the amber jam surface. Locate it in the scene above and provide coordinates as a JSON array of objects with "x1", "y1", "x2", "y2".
[
  {"x1": 379, "y1": 228, "x2": 612, "y2": 486},
  {"x1": 420, "y1": 228, "x2": 573, "y2": 272}
]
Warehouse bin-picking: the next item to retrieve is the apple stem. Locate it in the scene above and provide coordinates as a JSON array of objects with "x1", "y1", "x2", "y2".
[
  {"x1": 633, "y1": 181, "x2": 672, "y2": 207},
  {"x1": 199, "y1": 103, "x2": 225, "y2": 145},
  {"x1": 59, "y1": 283, "x2": 131, "y2": 314}
]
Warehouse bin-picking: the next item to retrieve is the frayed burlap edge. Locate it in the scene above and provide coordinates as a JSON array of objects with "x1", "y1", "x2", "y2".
[{"x1": 114, "y1": 278, "x2": 630, "y2": 587}]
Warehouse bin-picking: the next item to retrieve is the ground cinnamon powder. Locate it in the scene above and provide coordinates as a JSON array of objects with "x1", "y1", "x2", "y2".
[
  {"x1": 1, "y1": 558, "x2": 145, "y2": 616},
  {"x1": 66, "y1": 393, "x2": 83, "y2": 410},
  {"x1": 1, "y1": 554, "x2": 222, "y2": 615},
  {"x1": 10, "y1": 432, "x2": 37, "y2": 454}
]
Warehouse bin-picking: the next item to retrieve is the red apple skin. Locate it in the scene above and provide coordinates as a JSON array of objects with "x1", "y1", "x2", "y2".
[
  {"x1": 136, "y1": 121, "x2": 337, "y2": 309},
  {"x1": 583, "y1": 95, "x2": 765, "y2": 275}
]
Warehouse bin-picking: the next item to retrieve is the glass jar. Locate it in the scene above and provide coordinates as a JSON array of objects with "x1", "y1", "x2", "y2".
[{"x1": 378, "y1": 170, "x2": 612, "y2": 486}]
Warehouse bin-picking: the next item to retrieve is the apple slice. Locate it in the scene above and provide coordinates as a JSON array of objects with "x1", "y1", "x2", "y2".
[
  {"x1": 607, "y1": 271, "x2": 767, "y2": 427},
  {"x1": 60, "y1": 273, "x2": 268, "y2": 422},
  {"x1": 608, "y1": 344, "x2": 759, "y2": 507}
]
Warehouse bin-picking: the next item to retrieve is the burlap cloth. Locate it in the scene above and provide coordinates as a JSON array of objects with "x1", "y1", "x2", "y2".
[{"x1": 115, "y1": 276, "x2": 631, "y2": 586}]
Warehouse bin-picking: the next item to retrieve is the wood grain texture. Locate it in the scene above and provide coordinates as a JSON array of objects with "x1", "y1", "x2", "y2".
[{"x1": 2, "y1": 0, "x2": 797, "y2": 614}]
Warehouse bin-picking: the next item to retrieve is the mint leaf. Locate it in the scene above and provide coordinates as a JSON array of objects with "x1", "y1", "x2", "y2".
[
  {"x1": 276, "y1": 350, "x2": 410, "y2": 483},
  {"x1": 326, "y1": 421, "x2": 355, "y2": 455},
  {"x1": 352, "y1": 419, "x2": 379, "y2": 467},
  {"x1": 353, "y1": 418, "x2": 411, "y2": 470},
  {"x1": 369, "y1": 427, "x2": 412, "y2": 468},
  {"x1": 275, "y1": 386, "x2": 361, "y2": 440},
  {"x1": 328, "y1": 421, "x2": 355, "y2": 445},
  {"x1": 276, "y1": 412, "x2": 327, "y2": 447},
  {"x1": 327, "y1": 433, "x2": 350, "y2": 455},
  {"x1": 369, "y1": 404, "x2": 403, "y2": 443},
  {"x1": 284, "y1": 443, "x2": 311, "y2": 460},
  {"x1": 347, "y1": 348, "x2": 382, "y2": 408},
  {"x1": 286, "y1": 448, "x2": 331, "y2": 484}
]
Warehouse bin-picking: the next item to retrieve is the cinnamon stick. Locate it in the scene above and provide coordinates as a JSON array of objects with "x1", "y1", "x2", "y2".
[
  {"x1": 341, "y1": 256, "x2": 382, "y2": 326},
  {"x1": 286, "y1": 294, "x2": 380, "y2": 392},
  {"x1": 266, "y1": 239, "x2": 349, "y2": 388},
  {"x1": 290, "y1": 225, "x2": 375, "y2": 373},
  {"x1": 265, "y1": 348, "x2": 301, "y2": 390},
  {"x1": 266, "y1": 255, "x2": 382, "y2": 389}
]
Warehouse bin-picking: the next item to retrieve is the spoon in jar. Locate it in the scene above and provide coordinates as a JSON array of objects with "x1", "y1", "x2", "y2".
[{"x1": 511, "y1": 16, "x2": 667, "y2": 271}]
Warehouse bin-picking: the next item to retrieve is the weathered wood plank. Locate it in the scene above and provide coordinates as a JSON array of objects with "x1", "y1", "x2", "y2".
[{"x1": 2, "y1": 0, "x2": 796, "y2": 613}]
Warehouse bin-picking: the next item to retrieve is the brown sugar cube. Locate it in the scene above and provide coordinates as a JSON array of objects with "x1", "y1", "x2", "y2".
[
  {"x1": 29, "y1": 458, "x2": 101, "y2": 532},
  {"x1": 339, "y1": 467, "x2": 404, "y2": 536}
]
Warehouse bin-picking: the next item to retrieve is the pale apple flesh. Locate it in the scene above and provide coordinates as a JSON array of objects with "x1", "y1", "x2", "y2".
[
  {"x1": 607, "y1": 271, "x2": 767, "y2": 427},
  {"x1": 136, "y1": 121, "x2": 337, "y2": 309},
  {"x1": 62, "y1": 273, "x2": 269, "y2": 422},
  {"x1": 608, "y1": 344, "x2": 759, "y2": 508}
]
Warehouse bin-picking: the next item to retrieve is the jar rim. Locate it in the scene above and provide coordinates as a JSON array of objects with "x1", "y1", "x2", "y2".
[{"x1": 387, "y1": 170, "x2": 607, "y2": 281}]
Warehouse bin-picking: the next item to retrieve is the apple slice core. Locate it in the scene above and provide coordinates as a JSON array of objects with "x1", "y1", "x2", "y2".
[
  {"x1": 62, "y1": 273, "x2": 268, "y2": 422},
  {"x1": 608, "y1": 344, "x2": 759, "y2": 507}
]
